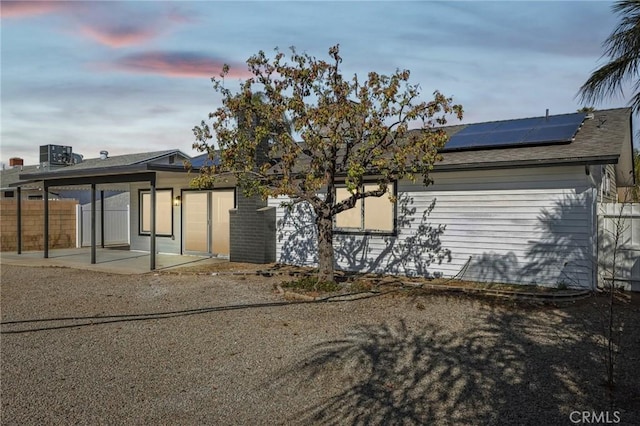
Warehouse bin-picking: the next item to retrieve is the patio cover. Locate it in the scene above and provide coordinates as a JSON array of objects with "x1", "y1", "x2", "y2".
[{"x1": 10, "y1": 163, "x2": 193, "y2": 270}]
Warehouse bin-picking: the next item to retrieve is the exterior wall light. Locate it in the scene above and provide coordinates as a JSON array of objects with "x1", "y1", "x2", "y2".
[{"x1": 174, "y1": 195, "x2": 181, "y2": 206}]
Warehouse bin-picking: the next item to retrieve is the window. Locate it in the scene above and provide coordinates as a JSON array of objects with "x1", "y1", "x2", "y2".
[
  {"x1": 4, "y1": 191, "x2": 14, "y2": 198},
  {"x1": 335, "y1": 182, "x2": 395, "y2": 233},
  {"x1": 139, "y1": 189, "x2": 173, "y2": 236}
]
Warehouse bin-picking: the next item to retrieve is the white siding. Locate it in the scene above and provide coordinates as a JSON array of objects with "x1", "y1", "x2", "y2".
[{"x1": 269, "y1": 166, "x2": 596, "y2": 288}]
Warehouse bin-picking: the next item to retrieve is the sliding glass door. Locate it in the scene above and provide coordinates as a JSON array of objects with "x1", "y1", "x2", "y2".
[{"x1": 183, "y1": 189, "x2": 235, "y2": 256}]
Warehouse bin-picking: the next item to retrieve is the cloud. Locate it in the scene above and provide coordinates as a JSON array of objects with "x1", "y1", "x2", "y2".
[
  {"x1": 71, "y1": 4, "x2": 177, "y2": 48},
  {"x1": 166, "y1": 6, "x2": 196, "y2": 24},
  {"x1": 109, "y1": 52, "x2": 252, "y2": 79},
  {"x1": 4, "y1": 2, "x2": 192, "y2": 47},
  {"x1": 73, "y1": 2, "x2": 201, "y2": 49},
  {"x1": 147, "y1": 105, "x2": 176, "y2": 115},
  {"x1": 79, "y1": 24, "x2": 160, "y2": 48},
  {"x1": 0, "y1": 1, "x2": 64, "y2": 19}
]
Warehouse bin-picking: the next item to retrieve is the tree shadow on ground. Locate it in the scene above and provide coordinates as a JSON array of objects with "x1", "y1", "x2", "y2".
[
  {"x1": 277, "y1": 194, "x2": 450, "y2": 277},
  {"x1": 285, "y1": 296, "x2": 640, "y2": 425}
]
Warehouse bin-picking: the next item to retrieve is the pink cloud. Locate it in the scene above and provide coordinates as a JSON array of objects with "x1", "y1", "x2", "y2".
[
  {"x1": 0, "y1": 1, "x2": 64, "y2": 19},
  {"x1": 112, "y1": 52, "x2": 252, "y2": 79},
  {"x1": 79, "y1": 25, "x2": 160, "y2": 48},
  {"x1": 2, "y1": 2, "x2": 194, "y2": 48}
]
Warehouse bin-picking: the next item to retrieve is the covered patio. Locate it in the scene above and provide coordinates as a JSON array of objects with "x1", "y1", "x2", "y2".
[{"x1": 10, "y1": 161, "x2": 193, "y2": 271}]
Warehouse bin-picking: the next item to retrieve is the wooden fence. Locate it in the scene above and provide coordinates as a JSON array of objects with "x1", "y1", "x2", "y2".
[{"x1": 0, "y1": 199, "x2": 78, "y2": 251}]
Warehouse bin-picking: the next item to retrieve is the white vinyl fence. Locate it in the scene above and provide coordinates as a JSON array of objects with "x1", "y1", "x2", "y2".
[
  {"x1": 76, "y1": 204, "x2": 129, "y2": 247},
  {"x1": 598, "y1": 203, "x2": 640, "y2": 291}
]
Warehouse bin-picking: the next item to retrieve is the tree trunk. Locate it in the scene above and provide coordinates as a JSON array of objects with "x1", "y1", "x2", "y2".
[{"x1": 316, "y1": 212, "x2": 335, "y2": 283}]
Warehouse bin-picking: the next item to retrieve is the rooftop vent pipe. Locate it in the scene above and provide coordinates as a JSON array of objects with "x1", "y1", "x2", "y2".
[
  {"x1": 99, "y1": 150, "x2": 109, "y2": 160},
  {"x1": 72, "y1": 153, "x2": 84, "y2": 164}
]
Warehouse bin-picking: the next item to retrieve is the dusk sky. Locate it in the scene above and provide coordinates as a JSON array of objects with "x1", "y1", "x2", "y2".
[{"x1": 0, "y1": 0, "x2": 632, "y2": 165}]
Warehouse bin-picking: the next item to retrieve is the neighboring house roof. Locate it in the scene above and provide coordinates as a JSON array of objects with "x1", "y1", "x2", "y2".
[
  {"x1": 15, "y1": 149, "x2": 190, "y2": 180},
  {"x1": 62, "y1": 150, "x2": 189, "y2": 171},
  {"x1": 12, "y1": 149, "x2": 192, "y2": 189},
  {"x1": 0, "y1": 164, "x2": 40, "y2": 189}
]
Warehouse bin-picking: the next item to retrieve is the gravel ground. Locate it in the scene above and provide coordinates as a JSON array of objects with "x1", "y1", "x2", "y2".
[{"x1": 1, "y1": 265, "x2": 639, "y2": 425}]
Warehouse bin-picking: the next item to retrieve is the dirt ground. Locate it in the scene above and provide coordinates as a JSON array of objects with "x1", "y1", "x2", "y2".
[{"x1": 1, "y1": 265, "x2": 639, "y2": 425}]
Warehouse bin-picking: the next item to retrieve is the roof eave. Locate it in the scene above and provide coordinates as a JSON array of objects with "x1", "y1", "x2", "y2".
[
  {"x1": 11, "y1": 163, "x2": 192, "y2": 188},
  {"x1": 18, "y1": 163, "x2": 152, "y2": 180},
  {"x1": 434, "y1": 155, "x2": 620, "y2": 172},
  {"x1": 146, "y1": 164, "x2": 191, "y2": 173}
]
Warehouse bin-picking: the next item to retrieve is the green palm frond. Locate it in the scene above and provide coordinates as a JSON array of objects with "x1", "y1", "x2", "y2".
[{"x1": 578, "y1": 1, "x2": 640, "y2": 112}]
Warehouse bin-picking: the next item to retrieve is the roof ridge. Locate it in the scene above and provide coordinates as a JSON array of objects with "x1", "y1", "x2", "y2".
[
  {"x1": 454, "y1": 107, "x2": 630, "y2": 128},
  {"x1": 131, "y1": 149, "x2": 179, "y2": 164}
]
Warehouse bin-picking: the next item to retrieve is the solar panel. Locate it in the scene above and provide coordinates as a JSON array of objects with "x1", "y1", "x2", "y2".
[
  {"x1": 522, "y1": 123, "x2": 580, "y2": 144},
  {"x1": 454, "y1": 121, "x2": 501, "y2": 135},
  {"x1": 493, "y1": 117, "x2": 544, "y2": 132},
  {"x1": 545, "y1": 113, "x2": 586, "y2": 127},
  {"x1": 484, "y1": 129, "x2": 531, "y2": 144},
  {"x1": 442, "y1": 134, "x2": 482, "y2": 150},
  {"x1": 442, "y1": 112, "x2": 585, "y2": 152},
  {"x1": 189, "y1": 153, "x2": 221, "y2": 168}
]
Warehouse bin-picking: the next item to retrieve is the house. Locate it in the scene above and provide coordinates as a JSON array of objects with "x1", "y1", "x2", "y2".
[
  {"x1": 1, "y1": 150, "x2": 145, "y2": 203},
  {"x1": 1, "y1": 158, "x2": 57, "y2": 200},
  {"x1": 267, "y1": 108, "x2": 635, "y2": 289},
  {"x1": 9, "y1": 108, "x2": 635, "y2": 289}
]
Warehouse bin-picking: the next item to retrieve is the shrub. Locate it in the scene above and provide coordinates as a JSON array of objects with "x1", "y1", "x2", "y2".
[{"x1": 281, "y1": 276, "x2": 341, "y2": 292}]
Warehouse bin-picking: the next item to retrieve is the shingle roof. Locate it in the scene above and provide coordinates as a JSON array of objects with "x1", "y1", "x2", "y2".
[
  {"x1": 264, "y1": 107, "x2": 632, "y2": 177},
  {"x1": 434, "y1": 107, "x2": 631, "y2": 170},
  {"x1": 0, "y1": 165, "x2": 40, "y2": 188},
  {"x1": 8, "y1": 149, "x2": 193, "y2": 188},
  {"x1": 56, "y1": 150, "x2": 186, "y2": 171},
  {"x1": 9, "y1": 109, "x2": 629, "y2": 187}
]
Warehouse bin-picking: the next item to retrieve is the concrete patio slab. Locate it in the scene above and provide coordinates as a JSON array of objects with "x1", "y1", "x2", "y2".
[{"x1": 0, "y1": 247, "x2": 228, "y2": 274}]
